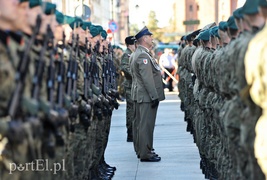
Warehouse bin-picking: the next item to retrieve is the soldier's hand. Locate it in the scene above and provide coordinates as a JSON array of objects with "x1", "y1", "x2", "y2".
[
  {"x1": 151, "y1": 99, "x2": 159, "y2": 108},
  {"x1": 7, "y1": 121, "x2": 26, "y2": 144}
]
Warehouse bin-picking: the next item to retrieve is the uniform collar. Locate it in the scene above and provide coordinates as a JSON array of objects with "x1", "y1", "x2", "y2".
[
  {"x1": 138, "y1": 45, "x2": 149, "y2": 53},
  {"x1": 0, "y1": 29, "x2": 10, "y2": 45},
  {"x1": 9, "y1": 31, "x2": 24, "y2": 45}
]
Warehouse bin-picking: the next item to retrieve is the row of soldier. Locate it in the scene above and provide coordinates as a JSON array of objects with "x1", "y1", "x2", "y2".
[
  {"x1": 178, "y1": 0, "x2": 267, "y2": 179},
  {"x1": 0, "y1": 0, "x2": 120, "y2": 180}
]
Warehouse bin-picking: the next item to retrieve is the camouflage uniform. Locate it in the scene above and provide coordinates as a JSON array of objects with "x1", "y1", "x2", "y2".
[{"x1": 120, "y1": 48, "x2": 134, "y2": 141}]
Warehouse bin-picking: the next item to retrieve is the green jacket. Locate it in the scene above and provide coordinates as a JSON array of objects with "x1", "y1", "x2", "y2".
[
  {"x1": 131, "y1": 46, "x2": 165, "y2": 103},
  {"x1": 121, "y1": 48, "x2": 133, "y2": 89}
]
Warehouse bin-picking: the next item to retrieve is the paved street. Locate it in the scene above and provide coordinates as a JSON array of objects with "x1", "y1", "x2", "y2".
[{"x1": 105, "y1": 92, "x2": 205, "y2": 180}]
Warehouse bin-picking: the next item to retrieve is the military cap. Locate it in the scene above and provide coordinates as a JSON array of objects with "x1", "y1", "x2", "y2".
[
  {"x1": 195, "y1": 33, "x2": 200, "y2": 40},
  {"x1": 55, "y1": 10, "x2": 64, "y2": 24},
  {"x1": 55, "y1": 12, "x2": 75, "y2": 25},
  {"x1": 233, "y1": 7, "x2": 244, "y2": 19},
  {"x1": 82, "y1": 22, "x2": 92, "y2": 31},
  {"x1": 242, "y1": 0, "x2": 259, "y2": 15},
  {"x1": 198, "y1": 30, "x2": 210, "y2": 41},
  {"x1": 29, "y1": 0, "x2": 42, "y2": 8},
  {"x1": 64, "y1": 15, "x2": 76, "y2": 25},
  {"x1": 227, "y1": 16, "x2": 238, "y2": 30},
  {"x1": 125, "y1": 36, "x2": 136, "y2": 45},
  {"x1": 209, "y1": 26, "x2": 218, "y2": 37},
  {"x1": 180, "y1": 36, "x2": 185, "y2": 41},
  {"x1": 182, "y1": 36, "x2": 187, "y2": 41},
  {"x1": 90, "y1": 25, "x2": 100, "y2": 37},
  {"x1": 214, "y1": 28, "x2": 220, "y2": 39},
  {"x1": 258, "y1": 0, "x2": 267, "y2": 7},
  {"x1": 193, "y1": 38, "x2": 199, "y2": 46},
  {"x1": 219, "y1": 21, "x2": 227, "y2": 32},
  {"x1": 69, "y1": 17, "x2": 83, "y2": 30},
  {"x1": 135, "y1": 26, "x2": 153, "y2": 40},
  {"x1": 101, "y1": 30, "x2": 107, "y2": 40},
  {"x1": 95, "y1": 25, "x2": 103, "y2": 33},
  {"x1": 43, "y1": 2, "x2": 57, "y2": 15},
  {"x1": 200, "y1": 22, "x2": 216, "y2": 32},
  {"x1": 186, "y1": 34, "x2": 192, "y2": 41},
  {"x1": 191, "y1": 29, "x2": 201, "y2": 37}
]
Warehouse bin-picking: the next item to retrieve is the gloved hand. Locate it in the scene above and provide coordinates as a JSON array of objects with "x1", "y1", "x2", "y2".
[
  {"x1": 7, "y1": 121, "x2": 26, "y2": 144},
  {"x1": 151, "y1": 99, "x2": 159, "y2": 108}
]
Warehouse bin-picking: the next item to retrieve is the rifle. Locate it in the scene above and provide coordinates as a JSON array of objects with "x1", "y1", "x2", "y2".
[
  {"x1": 56, "y1": 31, "x2": 66, "y2": 108},
  {"x1": 66, "y1": 32, "x2": 78, "y2": 132},
  {"x1": 78, "y1": 37, "x2": 91, "y2": 128},
  {"x1": 46, "y1": 26, "x2": 68, "y2": 148},
  {"x1": 6, "y1": 15, "x2": 42, "y2": 147},
  {"x1": 107, "y1": 45, "x2": 119, "y2": 109},
  {"x1": 8, "y1": 15, "x2": 42, "y2": 119},
  {"x1": 91, "y1": 41, "x2": 103, "y2": 120}
]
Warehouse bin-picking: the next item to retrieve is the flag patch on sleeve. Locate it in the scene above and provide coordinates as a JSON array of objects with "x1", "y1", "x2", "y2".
[{"x1": 143, "y1": 59, "x2": 148, "y2": 64}]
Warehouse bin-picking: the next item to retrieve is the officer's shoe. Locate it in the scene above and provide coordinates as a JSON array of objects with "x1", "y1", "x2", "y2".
[{"x1": 140, "y1": 156, "x2": 161, "y2": 162}]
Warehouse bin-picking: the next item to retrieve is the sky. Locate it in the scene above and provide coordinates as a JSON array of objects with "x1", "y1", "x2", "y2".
[{"x1": 129, "y1": 0, "x2": 176, "y2": 28}]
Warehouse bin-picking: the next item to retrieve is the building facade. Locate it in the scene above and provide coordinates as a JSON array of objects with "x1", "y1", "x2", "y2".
[
  {"x1": 174, "y1": 0, "x2": 243, "y2": 34},
  {"x1": 49, "y1": 0, "x2": 129, "y2": 44}
]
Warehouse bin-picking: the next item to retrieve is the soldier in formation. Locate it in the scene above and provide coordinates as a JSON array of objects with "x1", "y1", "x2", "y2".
[
  {"x1": 0, "y1": 0, "x2": 120, "y2": 180},
  {"x1": 120, "y1": 36, "x2": 136, "y2": 142},
  {"x1": 178, "y1": 0, "x2": 267, "y2": 179}
]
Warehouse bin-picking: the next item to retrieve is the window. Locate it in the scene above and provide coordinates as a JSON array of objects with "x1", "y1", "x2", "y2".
[{"x1": 189, "y1": 5, "x2": 193, "y2": 11}]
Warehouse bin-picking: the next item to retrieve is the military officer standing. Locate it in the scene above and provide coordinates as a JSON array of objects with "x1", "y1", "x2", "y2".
[
  {"x1": 120, "y1": 36, "x2": 136, "y2": 142},
  {"x1": 131, "y1": 26, "x2": 165, "y2": 162}
]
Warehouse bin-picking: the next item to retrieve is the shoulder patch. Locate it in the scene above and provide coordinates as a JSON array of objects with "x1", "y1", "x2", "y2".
[{"x1": 143, "y1": 59, "x2": 148, "y2": 64}]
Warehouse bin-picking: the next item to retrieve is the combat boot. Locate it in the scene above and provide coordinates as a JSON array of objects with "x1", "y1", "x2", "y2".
[
  {"x1": 99, "y1": 162, "x2": 115, "y2": 174},
  {"x1": 102, "y1": 161, "x2": 116, "y2": 171}
]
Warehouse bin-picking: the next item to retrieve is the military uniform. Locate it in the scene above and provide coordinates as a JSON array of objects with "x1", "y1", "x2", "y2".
[
  {"x1": 121, "y1": 36, "x2": 135, "y2": 142},
  {"x1": 132, "y1": 28, "x2": 165, "y2": 160}
]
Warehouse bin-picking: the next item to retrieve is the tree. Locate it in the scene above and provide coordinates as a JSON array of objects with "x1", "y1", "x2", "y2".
[
  {"x1": 147, "y1": 11, "x2": 163, "y2": 41},
  {"x1": 129, "y1": 24, "x2": 139, "y2": 35}
]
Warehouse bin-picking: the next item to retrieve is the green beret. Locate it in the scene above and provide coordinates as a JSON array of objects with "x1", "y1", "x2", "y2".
[
  {"x1": 219, "y1": 21, "x2": 227, "y2": 32},
  {"x1": 20, "y1": 0, "x2": 29, "y2": 3},
  {"x1": 95, "y1": 25, "x2": 103, "y2": 33},
  {"x1": 258, "y1": 0, "x2": 267, "y2": 7},
  {"x1": 90, "y1": 25, "x2": 100, "y2": 37},
  {"x1": 227, "y1": 16, "x2": 238, "y2": 30},
  {"x1": 242, "y1": 0, "x2": 259, "y2": 15},
  {"x1": 64, "y1": 16, "x2": 75, "y2": 25},
  {"x1": 214, "y1": 28, "x2": 220, "y2": 39},
  {"x1": 69, "y1": 17, "x2": 83, "y2": 30},
  {"x1": 198, "y1": 30, "x2": 210, "y2": 41},
  {"x1": 233, "y1": 7, "x2": 243, "y2": 19},
  {"x1": 55, "y1": 10, "x2": 64, "y2": 25},
  {"x1": 82, "y1": 22, "x2": 92, "y2": 31},
  {"x1": 43, "y1": 2, "x2": 57, "y2": 15},
  {"x1": 209, "y1": 26, "x2": 218, "y2": 37},
  {"x1": 101, "y1": 30, "x2": 107, "y2": 39},
  {"x1": 29, "y1": 0, "x2": 42, "y2": 8}
]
